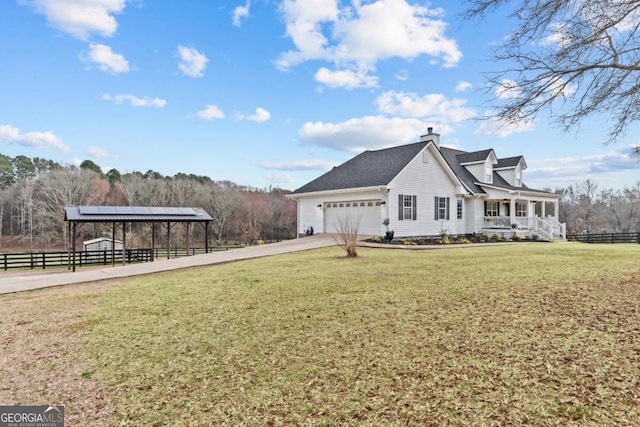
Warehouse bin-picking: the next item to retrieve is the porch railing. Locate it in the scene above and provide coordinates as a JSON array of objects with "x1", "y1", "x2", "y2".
[{"x1": 483, "y1": 216, "x2": 566, "y2": 241}]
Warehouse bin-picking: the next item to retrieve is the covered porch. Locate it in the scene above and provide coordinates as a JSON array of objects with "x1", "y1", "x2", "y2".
[{"x1": 482, "y1": 196, "x2": 566, "y2": 241}]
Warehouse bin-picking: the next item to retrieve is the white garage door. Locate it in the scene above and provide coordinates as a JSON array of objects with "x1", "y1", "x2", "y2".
[{"x1": 324, "y1": 200, "x2": 381, "y2": 236}]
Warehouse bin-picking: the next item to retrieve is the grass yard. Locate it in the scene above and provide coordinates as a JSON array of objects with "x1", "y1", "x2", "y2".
[{"x1": 1, "y1": 243, "x2": 640, "y2": 426}]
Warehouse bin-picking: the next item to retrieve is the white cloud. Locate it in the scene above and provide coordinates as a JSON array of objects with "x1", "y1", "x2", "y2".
[
  {"x1": 395, "y1": 69, "x2": 409, "y2": 81},
  {"x1": 259, "y1": 159, "x2": 337, "y2": 170},
  {"x1": 376, "y1": 90, "x2": 476, "y2": 123},
  {"x1": 85, "y1": 43, "x2": 129, "y2": 74},
  {"x1": 314, "y1": 66, "x2": 378, "y2": 89},
  {"x1": 195, "y1": 105, "x2": 225, "y2": 120},
  {"x1": 495, "y1": 79, "x2": 521, "y2": 99},
  {"x1": 455, "y1": 81, "x2": 472, "y2": 93},
  {"x1": 474, "y1": 115, "x2": 535, "y2": 138},
  {"x1": 177, "y1": 45, "x2": 208, "y2": 78},
  {"x1": 87, "y1": 146, "x2": 118, "y2": 159},
  {"x1": 265, "y1": 173, "x2": 296, "y2": 184},
  {"x1": 233, "y1": 1, "x2": 250, "y2": 27},
  {"x1": 235, "y1": 107, "x2": 272, "y2": 122},
  {"x1": 23, "y1": 0, "x2": 126, "y2": 40},
  {"x1": 541, "y1": 22, "x2": 572, "y2": 48},
  {"x1": 102, "y1": 93, "x2": 167, "y2": 107},
  {"x1": 69, "y1": 157, "x2": 82, "y2": 167},
  {"x1": 248, "y1": 107, "x2": 271, "y2": 122},
  {"x1": 526, "y1": 146, "x2": 638, "y2": 185},
  {"x1": 298, "y1": 115, "x2": 432, "y2": 152},
  {"x1": 0, "y1": 124, "x2": 69, "y2": 152},
  {"x1": 277, "y1": 0, "x2": 462, "y2": 78}
]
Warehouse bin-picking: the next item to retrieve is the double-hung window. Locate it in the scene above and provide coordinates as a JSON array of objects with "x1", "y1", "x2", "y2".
[
  {"x1": 398, "y1": 194, "x2": 417, "y2": 220},
  {"x1": 515, "y1": 202, "x2": 527, "y2": 217},
  {"x1": 457, "y1": 199, "x2": 463, "y2": 220},
  {"x1": 485, "y1": 201, "x2": 499, "y2": 217},
  {"x1": 434, "y1": 196, "x2": 450, "y2": 220}
]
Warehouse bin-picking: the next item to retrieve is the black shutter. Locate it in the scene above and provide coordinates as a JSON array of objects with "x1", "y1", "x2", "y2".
[
  {"x1": 434, "y1": 196, "x2": 438, "y2": 220},
  {"x1": 412, "y1": 195, "x2": 417, "y2": 220},
  {"x1": 446, "y1": 197, "x2": 450, "y2": 220},
  {"x1": 484, "y1": 201, "x2": 487, "y2": 216},
  {"x1": 398, "y1": 194, "x2": 403, "y2": 220}
]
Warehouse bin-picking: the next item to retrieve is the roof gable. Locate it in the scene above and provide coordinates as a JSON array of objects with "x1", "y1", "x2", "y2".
[
  {"x1": 457, "y1": 149, "x2": 496, "y2": 165},
  {"x1": 291, "y1": 142, "x2": 428, "y2": 194},
  {"x1": 496, "y1": 155, "x2": 526, "y2": 170},
  {"x1": 291, "y1": 138, "x2": 550, "y2": 197},
  {"x1": 439, "y1": 147, "x2": 486, "y2": 195}
]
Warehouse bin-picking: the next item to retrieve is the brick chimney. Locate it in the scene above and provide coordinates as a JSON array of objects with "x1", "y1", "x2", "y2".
[{"x1": 420, "y1": 127, "x2": 440, "y2": 148}]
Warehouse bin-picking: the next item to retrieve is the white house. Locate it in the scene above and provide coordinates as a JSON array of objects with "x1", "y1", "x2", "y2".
[{"x1": 288, "y1": 129, "x2": 566, "y2": 241}]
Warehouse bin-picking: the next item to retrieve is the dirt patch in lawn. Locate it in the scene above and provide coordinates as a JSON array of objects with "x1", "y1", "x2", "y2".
[{"x1": 0, "y1": 280, "x2": 120, "y2": 426}]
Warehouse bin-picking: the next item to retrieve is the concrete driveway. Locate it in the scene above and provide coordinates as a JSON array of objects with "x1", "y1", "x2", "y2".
[{"x1": 0, "y1": 234, "x2": 338, "y2": 295}]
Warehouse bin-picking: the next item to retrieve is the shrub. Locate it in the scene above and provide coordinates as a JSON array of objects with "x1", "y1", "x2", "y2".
[
  {"x1": 511, "y1": 234, "x2": 521, "y2": 241},
  {"x1": 373, "y1": 236, "x2": 383, "y2": 243},
  {"x1": 333, "y1": 214, "x2": 360, "y2": 257},
  {"x1": 491, "y1": 233, "x2": 501, "y2": 241},
  {"x1": 458, "y1": 237, "x2": 472, "y2": 244},
  {"x1": 403, "y1": 240, "x2": 417, "y2": 245},
  {"x1": 532, "y1": 234, "x2": 539, "y2": 241}
]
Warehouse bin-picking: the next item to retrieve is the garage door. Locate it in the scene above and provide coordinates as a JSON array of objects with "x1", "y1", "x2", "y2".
[{"x1": 324, "y1": 200, "x2": 381, "y2": 235}]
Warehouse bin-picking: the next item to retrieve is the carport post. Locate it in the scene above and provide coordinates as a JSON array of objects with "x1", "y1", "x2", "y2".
[
  {"x1": 72, "y1": 222, "x2": 77, "y2": 272},
  {"x1": 205, "y1": 221, "x2": 209, "y2": 253},
  {"x1": 167, "y1": 222, "x2": 171, "y2": 259},
  {"x1": 111, "y1": 222, "x2": 116, "y2": 266},
  {"x1": 122, "y1": 221, "x2": 126, "y2": 266}
]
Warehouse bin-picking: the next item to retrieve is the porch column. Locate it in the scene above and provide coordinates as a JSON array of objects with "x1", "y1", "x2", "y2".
[
  {"x1": 541, "y1": 201, "x2": 546, "y2": 217},
  {"x1": 509, "y1": 199, "x2": 515, "y2": 225}
]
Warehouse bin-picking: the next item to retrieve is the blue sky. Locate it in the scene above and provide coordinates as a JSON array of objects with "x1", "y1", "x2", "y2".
[{"x1": 1, "y1": 0, "x2": 639, "y2": 191}]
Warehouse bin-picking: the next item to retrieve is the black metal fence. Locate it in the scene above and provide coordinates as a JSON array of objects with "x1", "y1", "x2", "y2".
[
  {"x1": 566, "y1": 232, "x2": 640, "y2": 244},
  {"x1": 0, "y1": 246, "x2": 240, "y2": 271}
]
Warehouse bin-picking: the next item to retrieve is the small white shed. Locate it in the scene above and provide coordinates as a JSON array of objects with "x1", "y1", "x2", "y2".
[{"x1": 83, "y1": 237, "x2": 124, "y2": 252}]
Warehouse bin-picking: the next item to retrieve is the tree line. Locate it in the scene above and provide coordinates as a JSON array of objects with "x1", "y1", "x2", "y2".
[
  {"x1": 558, "y1": 179, "x2": 640, "y2": 235},
  {"x1": 1, "y1": 153, "x2": 638, "y2": 250},
  {"x1": 0, "y1": 154, "x2": 296, "y2": 250}
]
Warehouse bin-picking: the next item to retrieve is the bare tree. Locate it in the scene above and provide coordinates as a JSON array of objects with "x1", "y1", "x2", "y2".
[
  {"x1": 204, "y1": 183, "x2": 241, "y2": 245},
  {"x1": 120, "y1": 172, "x2": 146, "y2": 206},
  {"x1": 334, "y1": 213, "x2": 361, "y2": 258},
  {"x1": 464, "y1": 0, "x2": 640, "y2": 145},
  {"x1": 37, "y1": 168, "x2": 105, "y2": 249}
]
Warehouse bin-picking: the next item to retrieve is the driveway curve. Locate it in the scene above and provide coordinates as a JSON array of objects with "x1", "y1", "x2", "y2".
[{"x1": 0, "y1": 234, "x2": 337, "y2": 295}]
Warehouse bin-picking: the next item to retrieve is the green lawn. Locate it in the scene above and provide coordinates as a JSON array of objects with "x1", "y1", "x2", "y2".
[{"x1": 85, "y1": 243, "x2": 640, "y2": 426}]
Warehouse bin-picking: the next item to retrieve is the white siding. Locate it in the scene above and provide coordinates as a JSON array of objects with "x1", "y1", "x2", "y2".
[
  {"x1": 465, "y1": 163, "x2": 484, "y2": 182},
  {"x1": 469, "y1": 198, "x2": 486, "y2": 232},
  {"x1": 497, "y1": 168, "x2": 515, "y2": 185},
  {"x1": 297, "y1": 196, "x2": 325, "y2": 235},
  {"x1": 295, "y1": 189, "x2": 387, "y2": 236},
  {"x1": 387, "y1": 146, "x2": 458, "y2": 237}
]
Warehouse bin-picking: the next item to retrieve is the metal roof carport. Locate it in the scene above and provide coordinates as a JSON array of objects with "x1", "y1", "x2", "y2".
[{"x1": 64, "y1": 206, "x2": 213, "y2": 272}]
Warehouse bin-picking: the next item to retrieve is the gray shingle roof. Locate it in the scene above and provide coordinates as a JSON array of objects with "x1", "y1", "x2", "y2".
[
  {"x1": 291, "y1": 141, "x2": 551, "y2": 196},
  {"x1": 291, "y1": 142, "x2": 428, "y2": 194},
  {"x1": 456, "y1": 149, "x2": 494, "y2": 164},
  {"x1": 439, "y1": 147, "x2": 487, "y2": 195},
  {"x1": 496, "y1": 156, "x2": 523, "y2": 169}
]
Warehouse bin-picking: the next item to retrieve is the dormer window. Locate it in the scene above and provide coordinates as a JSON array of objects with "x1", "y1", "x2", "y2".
[
  {"x1": 516, "y1": 172, "x2": 522, "y2": 187},
  {"x1": 485, "y1": 167, "x2": 492, "y2": 183}
]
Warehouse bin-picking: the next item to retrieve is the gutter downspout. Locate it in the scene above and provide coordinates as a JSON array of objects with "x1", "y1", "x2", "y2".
[{"x1": 287, "y1": 194, "x2": 302, "y2": 239}]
